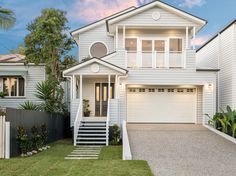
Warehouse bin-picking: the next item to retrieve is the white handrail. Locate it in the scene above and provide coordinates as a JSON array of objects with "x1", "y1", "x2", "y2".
[
  {"x1": 122, "y1": 120, "x2": 132, "y2": 160},
  {"x1": 73, "y1": 99, "x2": 82, "y2": 146},
  {"x1": 106, "y1": 99, "x2": 110, "y2": 146}
]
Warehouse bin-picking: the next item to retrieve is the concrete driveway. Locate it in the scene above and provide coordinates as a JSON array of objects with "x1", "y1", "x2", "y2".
[{"x1": 127, "y1": 124, "x2": 236, "y2": 176}]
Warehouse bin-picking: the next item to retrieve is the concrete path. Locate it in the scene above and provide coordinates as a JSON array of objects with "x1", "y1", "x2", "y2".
[{"x1": 127, "y1": 124, "x2": 236, "y2": 176}]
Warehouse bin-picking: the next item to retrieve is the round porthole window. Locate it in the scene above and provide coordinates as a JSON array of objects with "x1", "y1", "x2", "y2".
[
  {"x1": 152, "y1": 12, "x2": 161, "y2": 21},
  {"x1": 90, "y1": 42, "x2": 108, "y2": 58}
]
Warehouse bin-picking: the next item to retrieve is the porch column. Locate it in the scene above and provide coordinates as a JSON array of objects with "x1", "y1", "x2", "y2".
[
  {"x1": 186, "y1": 26, "x2": 189, "y2": 49},
  {"x1": 116, "y1": 26, "x2": 118, "y2": 49},
  {"x1": 108, "y1": 75, "x2": 111, "y2": 99},
  {"x1": 115, "y1": 75, "x2": 118, "y2": 99},
  {"x1": 80, "y1": 74, "x2": 83, "y2": 100},
  {"x1": 72, "y1": 75, "x2": 76, "y2": 99},
  {"x1": 193, "y1": 26, "x2": 196, "y2": 49},
  {"x1": 123, "y1": 25, "x2": 126, "y2": 49}
]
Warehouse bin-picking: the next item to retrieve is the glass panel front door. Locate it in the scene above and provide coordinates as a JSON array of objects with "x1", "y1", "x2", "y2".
[{"x1": 95, "y1": 83, "x2": 114, "y2": 117}]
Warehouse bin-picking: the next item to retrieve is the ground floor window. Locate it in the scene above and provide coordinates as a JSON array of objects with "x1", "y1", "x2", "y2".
[{"x1": 2, "y1": 77, "x2": 25, "y2": 97}]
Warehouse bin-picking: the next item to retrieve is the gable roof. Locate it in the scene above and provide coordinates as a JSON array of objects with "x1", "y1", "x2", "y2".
[
  {"x1": 63, "y1": 57, "x2": 128, "y2": 75},
  {"x1": 197, "y1": 19, "x2": 236, "y2": 52},
  {"x1": 0, "y1": 54, "x2": 25, "y2": 63},
  {"x1": 70, "y1": 6, "x2": 136, "y2": 36},
  {"x1": 106, "y1": 0, "x2": 207, "y2": 32}
]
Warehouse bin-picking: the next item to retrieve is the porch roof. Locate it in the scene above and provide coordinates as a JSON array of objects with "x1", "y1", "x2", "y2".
[{"x1": 63, "y1": 57, "x2": 128, "y2": 76}]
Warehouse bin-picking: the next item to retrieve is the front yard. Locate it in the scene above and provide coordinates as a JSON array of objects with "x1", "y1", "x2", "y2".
[{"x1": 0, "y1": 140, "x2": 152, "y2": 176}]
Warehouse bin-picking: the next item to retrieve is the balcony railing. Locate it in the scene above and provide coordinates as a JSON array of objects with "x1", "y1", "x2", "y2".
[{"x1": 126, "y1": 51, "x2": 185, "y2": 68}]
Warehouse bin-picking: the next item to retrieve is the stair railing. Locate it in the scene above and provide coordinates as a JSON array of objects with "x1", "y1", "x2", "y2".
[
  {"x1": 106, "y1": 99, "x2": 111, "y2": 146},
  {"x1": 74, "y1": 99, "x2": 82, "y2": 146}
]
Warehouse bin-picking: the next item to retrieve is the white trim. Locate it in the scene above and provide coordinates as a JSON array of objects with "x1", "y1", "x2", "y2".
[
  {"x1": 89, "y1": 41, "x2": 109, "y2": 58},
  {"x1": 123, "y1": 25, "x2": 126, "y2": 49},
  {"x1": 108, "y1": 1, "x2": 206, "y2": 26},
  {"x1": 203, "y1": 124, "x2": 236, "y2": 145},
  {"x1": 116, "y1": 26, "x2": 118, "y2": 49},
  {"x1": 63, "y1": 58, "x2": 127, "y2": 75},
  {"x1": 186, "y1": 26, "x2": 189, "y2": 49}
]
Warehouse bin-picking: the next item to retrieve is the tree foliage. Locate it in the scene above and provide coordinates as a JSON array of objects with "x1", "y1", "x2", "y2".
[
  {"x1": 24, "y1": 8, "x2": 75, "y2": 79},
  {"x1": 0, "y1": 7, "x2": 16, "y2": 29},
  {"x1": 10, "y1": 44, "x2": 26, "y2": 55}
]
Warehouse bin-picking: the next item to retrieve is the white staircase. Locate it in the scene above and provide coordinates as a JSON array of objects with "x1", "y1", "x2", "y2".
[{"x1": 75, "y1": 118, "x2": 107, "y2": 145}]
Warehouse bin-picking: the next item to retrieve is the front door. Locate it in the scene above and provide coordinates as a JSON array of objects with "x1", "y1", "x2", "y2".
[{"x1": 95, "y1": 83, "x2": 114, "y2": 117}]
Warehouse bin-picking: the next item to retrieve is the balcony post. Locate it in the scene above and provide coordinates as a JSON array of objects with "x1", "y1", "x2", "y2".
[
  {"x1": 186, "y1": 26, "x2": 189, "y2": 49},
  {"x1": 123, "y1": 25, "x2": 126, "y2": 49},
  {"x1": 108, "y1": 74, "x2": 111, "y2": 99},
  {"x1": 193, "y1": 26, "x2": 196, "y2": 49},
  {"x1": 116, "y1": 25, "x2": 118, "y2": 49}
]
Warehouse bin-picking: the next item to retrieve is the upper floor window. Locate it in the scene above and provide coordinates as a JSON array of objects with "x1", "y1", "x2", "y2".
[
  {"x1": 125, "y1": 38, "x2": 137, "y2": 52},
  {"x1": 169, "y1": 38, "x2": 182, "y2": 53},
  {"x1": 90, "y1": 42, "x2": 108, "y2": 58},
  {"x1": 2, "y1": 77, "x2": 25, "y2": 97}
]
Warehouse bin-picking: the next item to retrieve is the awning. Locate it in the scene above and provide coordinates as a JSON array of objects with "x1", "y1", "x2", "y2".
[{"x1": 0, "y1": 70, "x2": 28, "y2": 79}]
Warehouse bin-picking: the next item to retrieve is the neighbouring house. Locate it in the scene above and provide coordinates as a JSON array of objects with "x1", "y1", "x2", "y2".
[
  {"x1": 196, "y1": 19, "x2": 236, "y2": 111},
  {"x1": 0, "y1": 54, "x2": 46, "y2": 108},
  {"x1": 63, "y1": 0, "x2": 218, "y2": 146}
]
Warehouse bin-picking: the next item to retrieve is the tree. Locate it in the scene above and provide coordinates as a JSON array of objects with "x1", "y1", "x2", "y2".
[
  {"x1": 10, "y1": 44, "x2": 25, "y2": 55},
  {"x1": 0, "y1": 7, "x2": 16, "y2": 29},
  {"x1": 24, "y1": 8, "x2": 74, "y2": 80}
]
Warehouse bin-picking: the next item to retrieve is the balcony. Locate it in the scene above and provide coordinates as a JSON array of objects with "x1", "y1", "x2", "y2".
[{"x1": 126, "y1": 51, "x2": 185, "y2": 68}]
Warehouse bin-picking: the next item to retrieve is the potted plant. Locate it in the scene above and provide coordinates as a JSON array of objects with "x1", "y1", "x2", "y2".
[
  {"x1": 0, "y1": 92, "x2": 7, "y2": 98},
  {"x1": 83, "y1": 99, "x2": 91, "y2": 117}
]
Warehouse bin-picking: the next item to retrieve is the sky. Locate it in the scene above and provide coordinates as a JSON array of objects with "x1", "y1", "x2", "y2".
[{"x1": 0, "y1": 0, "x2": 236, "y2": 57}]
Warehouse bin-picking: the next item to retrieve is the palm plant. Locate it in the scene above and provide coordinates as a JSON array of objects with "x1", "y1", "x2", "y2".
[
  {"x1": 0, "y1": 7, "x2": 16, "y2": 29},
  {"x1": 20, "y1": 101, "x2": 39, "y2": 111}
]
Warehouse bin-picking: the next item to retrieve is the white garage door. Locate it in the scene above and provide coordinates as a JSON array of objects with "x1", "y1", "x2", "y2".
[{"x1": 127, "y1": 87, "x2": 196, "y2": 123}]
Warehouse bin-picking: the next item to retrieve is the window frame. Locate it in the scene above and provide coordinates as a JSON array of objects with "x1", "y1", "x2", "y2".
[
  {"x1": 169, "y1": 38, "x2": 183, "y2": 53},
  {"x1": 89, "y1": 41, "x2": 109, "y2": 58},
  {"x1": 125, "y1": 38, "x2": 138, "y2": 52},
  {"x1": 2, "y1": 77, "x2": 26, "y2": 98}
]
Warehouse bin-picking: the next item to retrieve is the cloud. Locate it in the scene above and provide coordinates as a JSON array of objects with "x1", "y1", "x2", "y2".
[
  {"x1": 191, "y1": 35, "x2": 210, "y2": 46},
  {"x1": 179, "y1": 0, "x2": 206, "y2": 8},
  {"x1": 69, "y1": 0, "x2": 152, "y2": 22}
]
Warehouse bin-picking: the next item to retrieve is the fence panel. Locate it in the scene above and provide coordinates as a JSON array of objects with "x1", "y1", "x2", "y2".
[
  {"x1": 6, "y1": 108, "x2": 66, "y2": 156},
  {"x1": 0, "y1": 116, "x2": 5, "y2": 158}
]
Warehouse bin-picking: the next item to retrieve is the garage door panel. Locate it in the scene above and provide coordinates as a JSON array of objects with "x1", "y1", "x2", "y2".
[{"x1": 127, "y1": 88, "x2": 196, "y2": 123}]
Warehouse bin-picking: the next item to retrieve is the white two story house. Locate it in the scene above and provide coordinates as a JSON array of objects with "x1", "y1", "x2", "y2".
[{"x1": 63, "y1": 1, "x2": 217, "y2": 146}]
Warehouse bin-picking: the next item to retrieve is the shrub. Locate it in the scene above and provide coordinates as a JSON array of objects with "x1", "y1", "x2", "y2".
[
  {"x1": 16, "y1": 126, "x2": 28, "y2": 154},
  {"x1": 41, "y1": 124, "x2": 48, "y2": 146},
  {"x1": 0, "y1": 92, "x2": 7, "y2": 98},
  {"x1": 31, "y1": 126, "x2": 42, "y2": 150},
  {"x1": 109, "y1": 124, "x2": 121, "y2": 145}
]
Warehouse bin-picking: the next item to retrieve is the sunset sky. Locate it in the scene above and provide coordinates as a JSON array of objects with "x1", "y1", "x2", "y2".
[{"x1": 0, "y1": 0, "x2": 236, "y2": 56}]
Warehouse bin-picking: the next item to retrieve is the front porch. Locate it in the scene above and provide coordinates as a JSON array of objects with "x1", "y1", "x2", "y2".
[{"x1": 63, "y1": 58, "x2": 128, "y2": 146}]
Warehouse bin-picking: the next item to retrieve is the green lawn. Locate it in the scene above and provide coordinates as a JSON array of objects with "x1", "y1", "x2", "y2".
[{"x1": 0, "y1": 140, "x2": 153, "y2": 176}]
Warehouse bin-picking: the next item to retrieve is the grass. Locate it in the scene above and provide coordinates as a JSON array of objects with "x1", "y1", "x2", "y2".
[{"x1": 0, "y1": 140, "x2": 153, "y2": 176}]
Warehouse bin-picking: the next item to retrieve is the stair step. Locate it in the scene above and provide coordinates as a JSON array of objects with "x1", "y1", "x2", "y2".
[
  {"x1": 78, "y1": 133, "x2": 106, "y2": 136},
  {"x1": 81, "y1": 123, "x2": 106, "y2": 127},
  {"x1": 71, "y1": 151, "x2": 100, "y2": 154},
  {"x1": 78, "y1": 130, "x2": 106, "y2": 133},
  {"x1": 76, "y1": 145, "x2": 102, "y2": 148},
  {"x1": 76, "y1": 141, "x2": 106, "y2": 144},
  {"x1": 81, "y1": 120, "x2": 106, "y2": 123},
  {"x1": 77, "y1": 137, "x2": 106, "y2": 140},
  {"x1": 68, "y1": 154, "x2": 99, "y2": 157},
  {"x1": 65, "y1": 157, "x2": 98, "y2": 160},
  {"x1": 79, "y1": 127, "x2": 106, "y2": 129}
]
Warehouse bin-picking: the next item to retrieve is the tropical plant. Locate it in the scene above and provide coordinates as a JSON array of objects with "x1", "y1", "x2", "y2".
[
  {"x1": 0, "y1": 7, "x2": 16, "y2": 29},
  {"x1": 10, "y1": 44, "x2": 26, "y2": 55},
  {"x1": 35, "y1": 78, "x2": 65, "y2": 113},
  {"x1": 109, "y1": 124, "x2": 121, "y2": 145},
  {"x1": 20, "y1": 101, "x2": 39, "y2": 111},
  {"x1": 208, "y1": 105, "x2": 236, "y2": 138}
]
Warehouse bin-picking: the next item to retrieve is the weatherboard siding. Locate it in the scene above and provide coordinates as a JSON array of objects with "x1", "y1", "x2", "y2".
[
  {"x1": 197, "y1": 24, "x2": 236, "y2": 110},
  {"x1": 114, "y1": 7, "x2": 196, "y2": 27},
  {"x1": 0, "y1": 65, "x2": 45, "y2": 109},
  {"x1": 78, "y1": 24, "x2": 115, "y2": 61}
]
